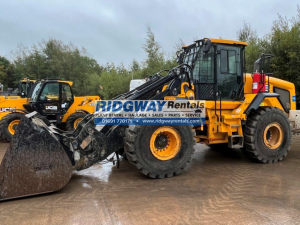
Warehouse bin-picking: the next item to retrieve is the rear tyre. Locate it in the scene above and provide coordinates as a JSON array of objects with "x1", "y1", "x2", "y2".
[
  {"x1": 0, "y1": 113, "x2": 26, "y2": 142},
  {"x1": 124, "y1": 125, "x2": 196, "y2": 178},
  {"x1": 66, "y1": 112, "x2": 86, "y2": 131},
  {"x1": 244, "y1": 107, "x2": 291, "y2": 163}
]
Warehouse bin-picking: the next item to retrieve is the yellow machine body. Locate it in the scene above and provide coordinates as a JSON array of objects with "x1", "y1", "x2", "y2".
[
  {"x1": 163, "y1": 37, "x2": 296, "y2": 146},
  {"x1": 164, "y1": 74, "x2": 295, "y2": 145}
]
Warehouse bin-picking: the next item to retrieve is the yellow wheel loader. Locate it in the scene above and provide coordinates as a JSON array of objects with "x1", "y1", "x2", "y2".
[
  {"x1": 0, "y1": 79, "x2": 100, "y2": 142},
  {"x1": 0, "y1": 38, "x2": 299, "y2": 201}
]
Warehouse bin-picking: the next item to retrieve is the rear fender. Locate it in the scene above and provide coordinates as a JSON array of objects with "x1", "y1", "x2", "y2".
[{"x1": 0, "y1": 109, "x2": 28, "y2": 120}]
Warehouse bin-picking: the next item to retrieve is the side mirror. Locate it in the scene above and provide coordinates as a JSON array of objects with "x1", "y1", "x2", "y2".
[
  {"x1": 253, "y1": 53, "x2": 274, "y2": 73},
  {"x1": 253, "y1": 58, "x2": 261, "y2": 73},
  {"x1": 203, "y1": 40, "x2": 212, "y2": 53}
]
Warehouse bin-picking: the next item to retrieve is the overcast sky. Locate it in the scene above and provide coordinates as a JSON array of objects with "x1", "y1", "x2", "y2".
[{"x1": 0, "y1": 0, "x2": 299, "y2": 67}]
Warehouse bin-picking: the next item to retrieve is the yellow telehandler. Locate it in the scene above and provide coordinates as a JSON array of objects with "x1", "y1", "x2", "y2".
[
  {"x1": 0, "y1": 38, "x2": 299, "y2": 201},
  {"x1": 0, "y1": 79, "x2": 100, "y2": 141}
]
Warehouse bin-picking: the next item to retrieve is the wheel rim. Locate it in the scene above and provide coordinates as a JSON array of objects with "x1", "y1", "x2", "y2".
[
  {"x1": 263, "y1": 122, "x2": 283, "y2": 149},
  {"x1": 8, "y1": 119, "x2": 20, "y2": 135},
  {"x1": 73, "y1": 118, "x2": 83, "y2": 129},
  {"x1": 150, "y1": 126, "x2": 181, "y2": 161}
]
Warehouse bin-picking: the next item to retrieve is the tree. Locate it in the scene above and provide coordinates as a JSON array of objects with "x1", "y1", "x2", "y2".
[
  {"x1": 4, "y1": 26, "x2": 183, "y2": 99},
  {"x1": 237, "y1": 22, "x2": 258, "y2": 43},
  {"x1": 131, "y1": 59, "x2": 140, "y2": 72},
  {"x1": 269, "y1": 7, "x2": 300, "y2": 106},
  {"x1": 237, "y1": 6, "x2": 300, "y2": 107},
  {"x1": 98, "y1": 68, "x2": 131, "y2": 99},
  {"x1": 142, "y1": 26, "x2": 165, "y2": 77},
  {"x1": 237, "y1": 22, "x2": 263, "y2": 72},
  {"x1": 10, "y1": 38, "x2": 103, "y2": 96},
  {"x1": 0, "y1": 56, "x2": 15, "y2": 89}
]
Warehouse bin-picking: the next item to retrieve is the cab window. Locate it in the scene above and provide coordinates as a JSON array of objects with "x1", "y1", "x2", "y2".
[
  {"x1": 221, "y1": 50, "x2": 237, "y2": 74},
  {"x1": 61, "y1": 83, "x2": 73, "y2": 109},
  {"x1": 193, "y1": 47, "x2": 214, "y2": 83},
  {"x1": 39, "y1": 83, "x2": 59, "y2": 101},
  {"x1": 217, "y1": 45, "x2": 242, "y2": 100},
  {"x1": 61, "y1": 84, "x2": 73, "y2": 103}
]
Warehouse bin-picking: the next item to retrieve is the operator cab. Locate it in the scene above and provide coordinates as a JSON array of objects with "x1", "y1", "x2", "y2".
[
  {"x1": 18, "y1": 79, "x2": 35, "y2": 98},
  {"x1": 23, "y1": 80, "x2": 74, "y2": 124},
  {"x1": 181, "y1": 38, "x2": 248, "y2": 100}
]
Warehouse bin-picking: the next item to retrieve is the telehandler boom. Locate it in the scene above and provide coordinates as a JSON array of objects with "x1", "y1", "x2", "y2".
[{"x1": 0, "y1": 38, "x2": 299, "y2": 201}]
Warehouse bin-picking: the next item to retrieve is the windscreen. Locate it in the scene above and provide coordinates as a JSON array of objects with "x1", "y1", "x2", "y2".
[
  {"x1": 182, "y1": 44, "x2": 214, "y2": 84},
  {"x1": 182, "y1": 44, "x2": 200, "y2": 68},
  {"x1": 193, "y1": 47, "x2": 214, "y2": 83},
  {"x1": 31, "y1": 82, "x2": 42, "y2": 102}
]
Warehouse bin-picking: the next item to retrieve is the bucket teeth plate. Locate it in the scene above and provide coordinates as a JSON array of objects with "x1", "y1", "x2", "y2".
[{"x1": 0, "y1": 116, "x2": 73, "y2": 201}]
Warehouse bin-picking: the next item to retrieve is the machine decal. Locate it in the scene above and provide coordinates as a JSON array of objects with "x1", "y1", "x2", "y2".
[
  {"x1": 94, "y1": 100, "x2": 205, "y2": 125},
  {"x1": 0, "y1": 107, "x2": 13, "y2": 112},
  {"x1": 45, "y1": 105, "x2": 58, "y2": 110}
]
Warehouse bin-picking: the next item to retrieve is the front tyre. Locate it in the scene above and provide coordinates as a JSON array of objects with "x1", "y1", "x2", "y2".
[
  {"x1": 124, "y1": 125, "x2": 196, "y2": 178},
  {"x1": 66, "y1": 112, "x2": 86, "y2": 131},
  {"x1": 0, "y1": 113, "x2": 26, "y2": 142},
  {"x1": 244, "y1": 107, "x2": 291, "y2": 163}
]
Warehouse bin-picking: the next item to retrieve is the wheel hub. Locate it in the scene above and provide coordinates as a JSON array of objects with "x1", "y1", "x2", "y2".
[
  {"x1": 263, "y1": 122, "x2": 283, "y2": 150},
  {"x1": 154, "y1": 133, "x2": 169, "y2": 150},
  {"x1": 150, "y1": 126, "x2": 181, "y2": 161},
  {"x1": 73, "y1": 118, "x2": 83, "y2": 129},
  {"x1": 8, "y1": 120, "x2": 20, "y2": 135}
]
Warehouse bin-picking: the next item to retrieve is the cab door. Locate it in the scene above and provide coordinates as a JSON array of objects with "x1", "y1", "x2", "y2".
[
  {"x1": 61, "y1": 83, "x2": 74, "y2": 113},
  {"x1": 37, "y1": 82, "x2": 61, "y2": 120},
  {"x1": 35, "y1": 82, "x2": 74, "y2": 123},
  {"x1": 216, "y1": 45, "x2": 243, "y2": 100}
]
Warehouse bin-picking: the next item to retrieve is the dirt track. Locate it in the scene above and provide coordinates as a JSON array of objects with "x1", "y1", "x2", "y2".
[{"x1": 0, "y1": 138, "x2": 300, "y2": 224}]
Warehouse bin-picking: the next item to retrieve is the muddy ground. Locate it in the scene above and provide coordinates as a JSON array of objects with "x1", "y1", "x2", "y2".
[{"x1": 0, "y1": 137, "x2": 300, "y2": 225}]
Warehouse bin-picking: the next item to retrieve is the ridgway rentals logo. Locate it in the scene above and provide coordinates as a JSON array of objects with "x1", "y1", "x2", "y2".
[{"x1": 94, "y1": 100, "x2": 205, "y2": 125}]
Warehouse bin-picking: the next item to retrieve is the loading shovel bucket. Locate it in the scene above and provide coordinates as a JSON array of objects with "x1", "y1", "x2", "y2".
[{"x1": 0, "y1": 115, "x2": 73, "y2": 201}]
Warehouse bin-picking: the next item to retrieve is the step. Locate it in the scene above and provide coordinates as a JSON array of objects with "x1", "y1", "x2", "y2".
[
  {"x1": 230, "y1": 124, "x2": 241, "y2": 127},
  {"x1": 228, "y1": 135, "x2": 244, "y2": 148}
]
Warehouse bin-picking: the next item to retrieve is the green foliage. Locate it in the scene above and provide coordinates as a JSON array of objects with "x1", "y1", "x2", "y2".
[
  {"x1": 142, "y1": 26, "x2": 165, "y2": 74},
  {"x1": 3, "y1": 29, "x2": 180, "y2": 99},
  {"x1": 99, "y1": 66, "x2": 132, "y2": 99},
  {"x1": 237, "y1": 22, "x2": 258, "y2": 43},
  {"x1": 97, "y1": 27, "x2": 178, "y2": 99},
  {"x1": 237, "y1": 6, "x2": 300, "y2": 106},
  {"x1": 10, "y1": 39, "x2": 103, "y2": 96},
  {"x1": 0, "y1": 56, "x2": 15, "y2": 89},
  {"x1": 237, "y1": 22, "x2": 267, "y2": 72},
  {"x1": 269, "y1": 7, "x2": 300, "y2": 106}
]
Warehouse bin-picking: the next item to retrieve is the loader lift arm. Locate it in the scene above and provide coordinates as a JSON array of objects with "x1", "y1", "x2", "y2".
[{"x1": 56, "y1": 64, "x2": 193, "y2": 170}]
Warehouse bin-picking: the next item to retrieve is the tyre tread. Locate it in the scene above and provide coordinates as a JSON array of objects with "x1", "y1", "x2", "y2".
[
  {"x1": 244, "y1": 107, "x2": 291, "y2": 163},
  {"x1": 124, "y1": 125, "x2": 196, "y2": 178}
]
